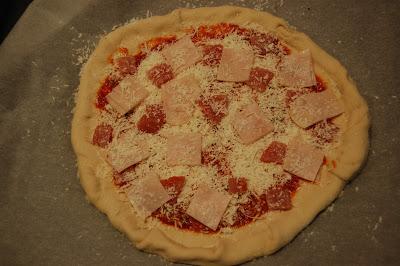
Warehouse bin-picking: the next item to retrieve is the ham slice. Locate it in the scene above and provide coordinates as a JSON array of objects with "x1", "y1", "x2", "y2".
[
  {"x1": 278, "y1": 49, "x2": 316, "y2": 88},
  {"x1": 232, "y1": 103, "x2": 274, "y2": 144},
  {"x1": 217, "y1": 47, "x2": 254, "y2": 82},
  {"x1": 186, "y1": 184, "x2": 232, "y2": 230},
  {"x1": 283, "y1": 139, "x2": 324, "y2": 182},
  {"x1": 126, "y1": 173, "x2": 172, "y2": 217},
  {"x1": 166, "y1": 133, "x2": 202, "y2": 166},
  {"x1": 162, "y1": 36, "x2": 202, "y2": 73},
  {"x1": 106, "y1": 76, "x2": 149, "y2": 115},
  {"x1": 106, "y1": 134, "x2": 150, "y2": 173},
  {"x1": 161, "y1": 75, "x2": 201, "y2": 125},
  {"x1": 289, "y1": 90, "x2": 344, "y2": 128}
]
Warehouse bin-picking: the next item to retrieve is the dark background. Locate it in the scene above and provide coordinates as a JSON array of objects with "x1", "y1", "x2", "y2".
[
  {"x1": 0, "y1": 0, "x2": 399, "y2": 265},
  {"x1": 0, "y1": 1, "x2": 33, "y2": 43}
]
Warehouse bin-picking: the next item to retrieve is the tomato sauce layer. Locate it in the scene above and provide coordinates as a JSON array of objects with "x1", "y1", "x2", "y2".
[{"x1": 96, "y1": 23, "x2": 325, "y2": 234}]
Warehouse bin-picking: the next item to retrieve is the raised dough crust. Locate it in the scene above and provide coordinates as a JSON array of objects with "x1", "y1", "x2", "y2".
[{"x1": 71, "y1": 6, "x2": 369, "y2": 265}]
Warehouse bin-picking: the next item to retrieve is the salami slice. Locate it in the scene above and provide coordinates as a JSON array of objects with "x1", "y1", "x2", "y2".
[
  {"x1": 137, "y1": 104, "x2": 166, "y2": 134},
  {"x1": 266, "y1": 186, "x2": 292, "y2": 211},
  {"x1": 261, "y1": 141, "x2": 287, "y2": 164},
  {"x1": 201, "y1": 44, "x2": 223, "y2": 66},
  {"x1": 92, "y1": 124, "x2": 113, "y2": 148},
  {"x1": 245, "y1": 67, "x2": 274, "y2": 92},
  {"x1": 147, "y1": 63, "x2": 174, "y2": 88}
]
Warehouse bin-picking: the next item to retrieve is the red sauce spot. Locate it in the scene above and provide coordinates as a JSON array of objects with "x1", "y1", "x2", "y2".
[
  {"x1": 112, "y1": 164, "x2": 137, "y2": 187},
  {"x1": 311, "y1": 75, "x2": 326, "y2": 92},
  {"x1": 245, "y1": 67, "x2": 274, "y2": 92},
  {"x1": 282, "y1": 45, "x2": 291, "y2": 55},
  {"x1": 285, "y1": 89, "x2": 298, "y2": 107},
  {"x1": 323, "y1": 156, "x2": 328, "y2": 165},
  {"x1": 96, "y1": 76, "x2": 120, "y2": 109},
  {"x1": 332, "y1": 160, "x2": 337, "y2": 169},
  {"x1": 133, "y1": 51, "x2": 147, "y2": 68},
  {"x1": 160, "y1": 176, "x2": 186, "y2": 197},
  {"x1": 202, "y1": 147, "x2": 232, "y2": 176},
  {"x1": 118, "y1": 47, "x2": 129, "y2": 55},
  {"x1": 260, "y1": 141, "x2": 287, "y2": 164},
  {"x1": 232, "y1": 193, "x2": 268, "y2": 227},
  {"x1": 192, "y1": 23, "x2": 242, "y2": 43},
  {"x1": 306, "y1": 118, "x2": 339, "y2": 144},
  {"x1": 246, "y1": 31, "x2": 279, "y2": 56},
  {"x1": 137, "y1": 104, "x2": 166, "y2": 134},
  {"x1": 196, "y1": 94, "x2": 229, "y2": 125},
  {"x1": 160, "y1": 176, "x2": 185, "y2": 197},
  {"x1": 147, "y1": 63, "x2": 175, "y2": 88},
  {"x1": 201, "y1": 44, "x2": 223, "y2": 66},
  {"x1": 107, "y1": 54, "x2": 114, "y2": 64},
  {"x1": 112, "y1": 172, "x2": 128, "y2": 187},
  {"x1": 140, "y1": 35, "x2": 177, "y2": 51},
  {"x1": 92, "y1": 124, "x2": 113, "y2": 148},
  {"x1": 228, "y1": 178, "x2": 248, "y2": 194}
]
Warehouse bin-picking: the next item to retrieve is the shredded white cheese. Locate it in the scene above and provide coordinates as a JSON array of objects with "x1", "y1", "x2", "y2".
[{"x1": 92, "y1": 23, "x2": 342, "y2": 229}]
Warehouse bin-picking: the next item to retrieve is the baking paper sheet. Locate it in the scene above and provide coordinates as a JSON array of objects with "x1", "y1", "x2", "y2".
[{"x1": 0, "y1": 0, "x2": 399, "y2": 265}]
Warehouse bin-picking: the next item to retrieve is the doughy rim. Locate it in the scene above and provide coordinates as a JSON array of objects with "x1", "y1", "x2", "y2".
[{"x1": 71, "y1": 6, "x2": 369, "y2": 265}]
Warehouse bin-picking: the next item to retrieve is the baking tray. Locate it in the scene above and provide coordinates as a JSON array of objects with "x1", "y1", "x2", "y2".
[{"x1": 1, "y1": 0, "x2": 399, "y2": 265}]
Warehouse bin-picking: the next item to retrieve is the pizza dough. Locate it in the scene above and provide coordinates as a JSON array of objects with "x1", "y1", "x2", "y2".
[{"x1": 71, "y1": 6, "x2": 369, "y2": 265}]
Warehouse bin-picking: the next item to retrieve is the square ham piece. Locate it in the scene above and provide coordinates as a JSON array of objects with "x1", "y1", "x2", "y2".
[
  {"x1": 106, "y1": 76, "x2": 149, "y2": 115},
  {"x1": 283, "y1": 139, "x2": 324, "y2": 182},
  {"x1": 217, "y1": 47, "x2": 254, "y2": 82},
  {"x1": 186, "y1": 184, "x2": 232, "y2": 230},
  {"x1": 278, "y1": 49, "x2": 316, "y2": 88},
  {"x1": 289, "y1": 90, "x2": 345, "y2": 128},
  {"x1": 126, "y1": 173, "x2": 172, "y2": 217},
  {"x1": 161, "y1": 75, "x2": 201, "y2": 125},
  {"x1": 166, "y1": 133, "x2": 202, "y2": 166},
  {"x1": 232, "y1": 103, "x2": 274, "y2": 144},
  {"x1": 162, "y1": 36, "x2": 202, "y2": 73},
  {"x1": 106, "y1": 134, "x2": 150, "y2": 173}
]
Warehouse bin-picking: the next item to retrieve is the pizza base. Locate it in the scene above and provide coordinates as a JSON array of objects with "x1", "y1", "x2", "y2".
[{"x1": 71, "y1": 6, "x2": 369, "y2": 265}]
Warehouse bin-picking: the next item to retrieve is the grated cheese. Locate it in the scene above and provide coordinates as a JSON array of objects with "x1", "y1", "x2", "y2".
[{"x1": 91, "y1": 23, "x2": 343, "y2": 230}]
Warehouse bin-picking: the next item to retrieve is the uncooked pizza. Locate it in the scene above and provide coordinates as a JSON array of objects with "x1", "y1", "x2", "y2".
[{"x1": 71, "y1": 6, "x2": 369, "y2": 265}]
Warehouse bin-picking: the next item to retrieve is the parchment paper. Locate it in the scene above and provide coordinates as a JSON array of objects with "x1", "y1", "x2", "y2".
[{"x1": 0, "y1": 0, "x2": 399, "y2": 265}]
